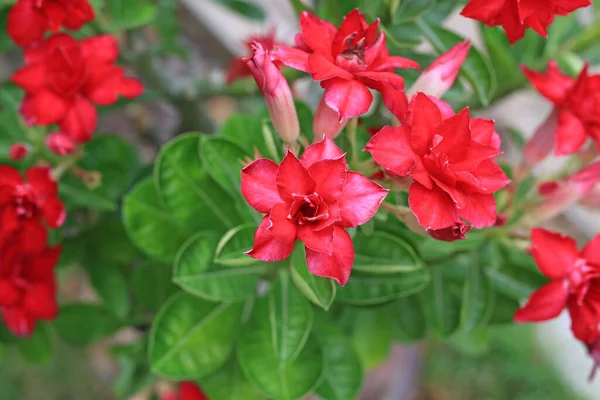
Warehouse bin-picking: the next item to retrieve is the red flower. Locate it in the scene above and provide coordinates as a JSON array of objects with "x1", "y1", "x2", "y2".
[
  {"x1": 7, "y1": 0, "x2": 95, "y2": 47},
  {"x1": 0, "y1": 165, "x2": 65, "y2": 253},
  {"x1": 514, "y1": 230, "x2": 600, "y2": 336},
  {"x1": 225, "y1": 31, "x2": 281, "y2": 84},
  {"x1": 366, "y1": 93, "x2": 509, "y2": 231},
  {"x1": 160, "y1": 382, "x2": 209, "y2": 400},
  {"x1": 245, "y1": 43, "x2": 299, "y2": 145},
  {"x1": 523, "y1": 62, "x2": 600, "y2": 160},
  {"x1": 428, "y1": 223, "x2": 472, "y2": 242},
  {"x1": 460, "y1": 0, "x2": 591, "y2": 44},
  {"x1": 241, "y1": 137, "x2": 388, "y2": 285},
  {"x1": 46, "y1": 132, "x2": 76, "y2": 156},
  {"x1": 9, "y1": 143, "x2": 30, "y2": 161},
  {"x1": 0, "y1": 238, "x2": 61, "y2": 337},
  {"x1": 273, "y1": 9, "x2": 419, "y2": 137},
  {"x1": 12, "y1": 33, "x2": 144, "y2": 143}
]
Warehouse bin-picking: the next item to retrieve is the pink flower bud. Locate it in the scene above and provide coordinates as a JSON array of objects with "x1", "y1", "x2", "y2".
[
  {"x1": 9, "y1": 143, "x2": 29, "y2": 160},
  {"x1": 524, "y1": 109, "x2": 558, "y2": 165},
  {"x1": 428, "y1": 222, "x2": 472, "y2": 242},
  {"x1": 313, "y1": 97, "x2": 347, "y2": 140},
  {"x1": 407, "y1": 41, "x2": 470, "y2": 99},
  {"x1": 246, "y1": 42, "x2": 299, "y2": 145},
  {"x1": 46, "y1": 132, "x2": 75, "y2": 156}
]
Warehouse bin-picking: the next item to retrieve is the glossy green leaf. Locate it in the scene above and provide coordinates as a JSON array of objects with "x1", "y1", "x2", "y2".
[
  {"x1": 461, "y1": 262, "x2": 495, "y2": 333},
  {"x1": 419, "y1": 266, "x2": 461, "y2": 338},
  {"x1": 87, "y1": 261, "x2": 131, "y2": 319},
  {"x1": 107, "y1": 0, "x2": 157, "y2": 30},
  {"x1": 416, "y1": 22, "x2": 496, "y2": 106},
  {"x1": 489, "y1": 292, "x2": 520, "y2": 325},
  {"x1": 149, "y1": 292, "x2": 243, "y2": 378},
  {"x1": 0, "y1": 86, "x2": 26, "y2": 162},
  {"x1": 123, "y1": 178, "x2": 193, "y2": 262},
  {"x1": 391, "y1": 295, "x2": 427, "y2": 342},
  {"x1": 237, "y1": 274, "x2": 322, "y2": 400},
  {"x1": 55, "y1": 304, "x2": 122, "y2": 345},
  {"x1": 352, "y1": 308, "x2": 392, "y2": 370},
  {"x1": 313, "y1": 312, "x2": 363, "y2": 400},
  {"x1": 200, "y1": 137, "x2": 249, "y2": 195},
  {"x1": 214, "y1": 0, "x2": 265, "y2": 20},
  {"x1": 131, "y1": 262, "x2": 179, "y2": 311},
  {"x1": 219, "y1": 115, "x2": 266, "y2": 156},
  {"x1": 18, "y1": 323, "x2": 52, "y2": 364},
  {"x1": 337, "y1": 268, "x2": 430, "y2": 305},
  {"x1": 291, "y1": 247, "x2": 336, "y2": 310},
  {"x1": 392, "y1": 0, "x2": 435, "y2": 24},
  {"x1": 173, "y1": 232, "x2": 265, "y2": 302},
  {"x1": 83, "y1": 216, "x2": 138, "y2": 264},
  {"x1": 353, "y1": 231, "x2": 423, "y2": 274},
  {"x1": 214, "y1": 225, "x2": 256, "y2": 267},
  {"x1": 155, "y1": 134, "x2": 243, "y2": 232},
  {"x1": 200, "y1": 357, "x2": 263, "y2": 400}
]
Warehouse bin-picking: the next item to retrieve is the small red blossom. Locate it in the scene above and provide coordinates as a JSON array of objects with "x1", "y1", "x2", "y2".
[
  {"x1": 515, "y1": 229, "x2": 600, "y2": 343},
  {"x1": 0, "y1": 237, "x2": 61, "y2": 337},
  {"x1": 245, "y1": 43, "x2": 299, "y2": 145},
  {"x1": 366, "y1": 93, "x2": 509, "y2": 231},
  {"x1": 0, "y1": 165, "x2": 65, "y2": 253},
  {"x1": 9, "y1": 143, "x2": 29, "y2": 161},
  {"x1": 428, "y1": 222, "x2": 472, "y2": 242},
  {"x1": 523, "y1": 62, "x2": 600, "y2": 160},
  {"x1": 161, "y1": 382, "x2": 209, "y2": 400},
  {"x1": 407, "y1": 41, "x2": 470, "y2": 99},
  {"x1": 12, "y1": 33, "x2": 144, "y2": 143},
  {"x1": 7, "y1": 0, "x2": 95, "y2": 47},
  {"x1": 273, "y1": 9, "x2": 419, "y2": 137},
  {"x1": 46, "y1": 132, "x2": 76, "y2": 156},
  {"x1": 226, "y1": 31, "x2": 281, "y2": 84},
  {"x1": 461, "y1": 0, "x2": 592, "y2": 44},
  {"x1": 241, "y1": 137, "x2": 388, "y2": 285}
]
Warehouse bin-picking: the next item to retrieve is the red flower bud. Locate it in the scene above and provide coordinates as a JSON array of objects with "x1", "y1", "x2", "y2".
[
  {"x1": 246, "y1": 42, "x2": 299, "y2": 145},
  {"x1": 46, "y1": 132, "x2": 76, "y2": 156},
  {"x1": 428, "y1": 223, "x2": 471, "y2": 242},
  {"x1": 9, "y1": 143, "x2": 29, "y2": 160},
  {"x1": 313, "y1": 98, "x2": 347, "y2": 140}
]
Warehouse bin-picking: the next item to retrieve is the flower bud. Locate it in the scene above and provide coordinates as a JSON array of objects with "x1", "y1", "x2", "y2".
[
  {"x1": 46, "y1": 132, "x2": 75, "y2": 156},
  {"x1": 428, "y1": 222, "x2": 471, "y2": 242},
  {"x1": 313, "y1": 97, "x2": 347, "y2": 140},
  {"x1": 246, "y1": 42, "x2": 299, "y2": 145},
  {"x1": 524, "y1": 109, "x2": 558, "y2": 165},
  {"x1": 407, "y1": 41, "x2": 470, "y2": 99},
  {"x1": 9, "y1": 143, "x2": 29, "y2": 160}
]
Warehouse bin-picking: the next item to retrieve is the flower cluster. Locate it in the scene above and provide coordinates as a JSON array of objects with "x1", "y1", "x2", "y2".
[
  {"x1": 0, "y1": 166, "x2": 64, "y2": 336},
  {"x1": 8, "y1": 0, "x2": 143, "y2": 152}
]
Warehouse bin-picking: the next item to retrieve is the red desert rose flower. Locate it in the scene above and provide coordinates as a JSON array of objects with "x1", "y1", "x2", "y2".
[
  {"x1": 226, "y1": 30, "x2": 281, "y2": 84},
  {"x1": 9, "y1": 143, "x2": 30, "y2": 161},
  {"x1": 241, "y1": 136, "x2": 388, "y2": 285},
  {"x1": 514, "y1": 229, "x2": 600, "y2": 342},
  {"x1": 0, "y1": 237, "x2": 61, "y2": 337},
  {"x1": 461, "y1": 0, "x2": 592, "y2": 44},
  {"x1": 0, "y1": 165, "x2": 65, "y2": 253},
  {"x1": 523, "y1": 62, "x2": 600, "y2": 162},
  {"x1": 12, "y1": 33, "x2": 144, "y2": 143},
  {"x1": 7, "y1": 0, "x2": 95, "y2": 47},
  {"x1": 366, "y1": 93, "x2": 509, "y2": 231},
  {"x1": 273, "y1": 9, "x2": 419, "y2": 138}
]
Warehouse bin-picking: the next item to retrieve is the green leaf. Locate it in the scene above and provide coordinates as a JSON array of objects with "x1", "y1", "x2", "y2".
[
  {"x1": 200, "y1": 137, "x2": 249, "y2": 195},
  {"x1": 200, "y1": 357, "x2": 264, "y2": 400},
  {"x1": 416, "y1": 22, "x2": 496, "y2": 106},
  {"x1": 461, "y1": 261, "x2": 495, "y2": 333},
  {"x1": 489, "y1": 292, "x2": 520, "y2": 325},
  {"x1": 336, "y1": 268, "x2": 430, "y2": 305},
  {"x1": 149, "y1": 292, "x2": 243, "y2": 378},
  {"x1": 131, "y1": 262, "x2": 179, "y2": 312},
  {"x1": 18, "y1": 324, "x2": 52, "y2": 364},
  {"x1": 391, "y1": 295, "x2": 427, "y2": 342},
  {"x1": 123, "y1": 178, "x2": 193, "y2": 262},
  {"x1": 214, "y1": 0, "x2": 265, "y2": 20},
  {"x1": 419, "y1": 266, "x2": 461, "y2": 338},
  {"x1": 313, "y1": 311, "x2": 363, "y2": 400},
  {"x1": 392, "y1": 0, "x2": 435, "y2": 24},
  {"x1": 290, "y1": 247, "x2": 336, "y2": 311},
  {"x1": 296, "y1": 100, "x2": 315, "y2": 144},
  {"x1": 55, "y1": 304, "x2": 122, "y2": 345},
  {"x1": 87, "y1": 261, "x2": 131, "y2": 319},
  {"x1": 83, "y1": 216, "x2": 138, "y2": 264},
  {"x1": 107, "y1": 0, "x2": 157, "y2": 30},
  {"x1": 214, "y1": 225, "x2": 256, "y2": 267},
  {"x1": 0, "y1": 85, "x2": 26, "y2": 162},
  {"x1": 353, "y1": 231, "x2": 423, "y2": 274},
  {"x1": 173, "y1": 232, "x2": 266, "y2": 302},
  {"x1": 0, "y1": 9, "x2": 15, "y2": 53},
  {"x1": 237, "y1": 274, "x2": 322, "y2": 400},
  {"x1": 219, "y1": 115, "x2": 265, "y2": 156},
  {"x1": 352, "y1": 308, "x2": 392, "y2": 370},
  {"x1": 155, "y1": 134, "x2": 243, "y2": 232}
]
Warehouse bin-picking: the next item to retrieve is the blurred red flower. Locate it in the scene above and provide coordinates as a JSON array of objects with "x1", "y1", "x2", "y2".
[{"x1": 226, "y1": 30, "x2": 282, "y2": 84}]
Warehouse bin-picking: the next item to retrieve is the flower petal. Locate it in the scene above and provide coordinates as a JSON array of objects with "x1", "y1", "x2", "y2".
[
  {"x1": 409, "y1": 182, "x2": 460, "y2": 230},
  {"x1": 531, "y1": 228, "x2": 578, "y2": 279},
  {"x1": 521, "y1": 62, "x2": 574, "y2": 104},
  {"x1": 272, "y1": 45, "x2": 310, "y2": 73},
  {"x1": 2, "y1": 308, "x2": 36, "y2": 337},
  {"x1": 514, "y1": 280, "x2": 567, "y2": 322},
  {"x1": 246, "y1": 217, "x2": 295, "y2": 261},
  {"x1": 298, "y1": 225, "x2": 334, "y2": 254},
  {"x1": 43, "y1": 197, "x2": 66, "y2": 229},
  {"x1": 457, "y1": 192, "x2": 497, "y2": 229},
  {"x1": 24, "y1": 281, "x2": 57, "y2": 319},
  {"x1": 307, "y1": 156, "x2": 348, "y2": 203},
  {"x1": 0, "y1": 165, "x2": 23, "y2": 187},
  {"x1": 338, "y1": 172, "x2": 388, "y2": 228},
  {"x1": 241, "y1": 158, "x2": 281, "y2": 213},
  {"x1": 300, "y1": 136, "x2": 344, "y2": 168},
  {"x1": 555, "y1": 109, "x2": 587, "y2": 156},
  {"x1": 267, "y1": 203, "x2": 297, "y2": 243},
  {"x1": 298, "y1": 11, "x2": 337, "y2": 54},
  {"x1": 59, "y1": 97, "x2": 98, "y2": 143},
  {"x1": 276, "y1": 149, "x2": 316, "y2": 202},
  {"x1": 21, "y1": 90, "x2": 69, "y2": 126},
  {"x1": 308, "y1": 54, "x2": 354, "y2": 81},
  {"x1": 322, "y1": 78, "x2": 373, "y2": 122},
  {"x1": 23, "y1": 245, "x2": 61, "y2": 282},
  {"x1": 409, "y1": 93, "x2": 442, "y2": 156},
  {"x1": 11, "y1": 64, "x2": 47, "y2": 93},
  {"x1": 432, "y1": 108, "x2": 471, "y2": 163},
  {"x1": 365, "y1": 126, "x2": 416, "y2": 176},
  {"x1": 26, "y1": 166, "x2": 57, "y2": 197},
  {"x1": 582, "y1": 234, "x2": 600, "y2": 266},
  {"x1": 305, "y1": 226, "x2": 354, "y2": 286}
]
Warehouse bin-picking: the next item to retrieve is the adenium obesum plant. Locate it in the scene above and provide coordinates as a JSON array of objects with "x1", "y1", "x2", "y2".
[{"x1": 3, "y1": 1, "x2": 600, "y2": 399}]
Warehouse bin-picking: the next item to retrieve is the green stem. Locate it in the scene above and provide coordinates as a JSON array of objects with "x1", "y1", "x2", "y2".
[{"x1": 346, "y1": 117, "x2": 359, "y2": 167}]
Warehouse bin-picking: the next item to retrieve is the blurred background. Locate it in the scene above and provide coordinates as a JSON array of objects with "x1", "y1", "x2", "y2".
[{"x1": 1, "y1": 0, "x2": 599, "y2": 399}]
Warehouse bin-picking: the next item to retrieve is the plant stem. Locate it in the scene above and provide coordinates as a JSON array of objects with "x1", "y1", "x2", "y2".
[{"x1": 346, "y1": 117, "x2": 359, "y2": 166}]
